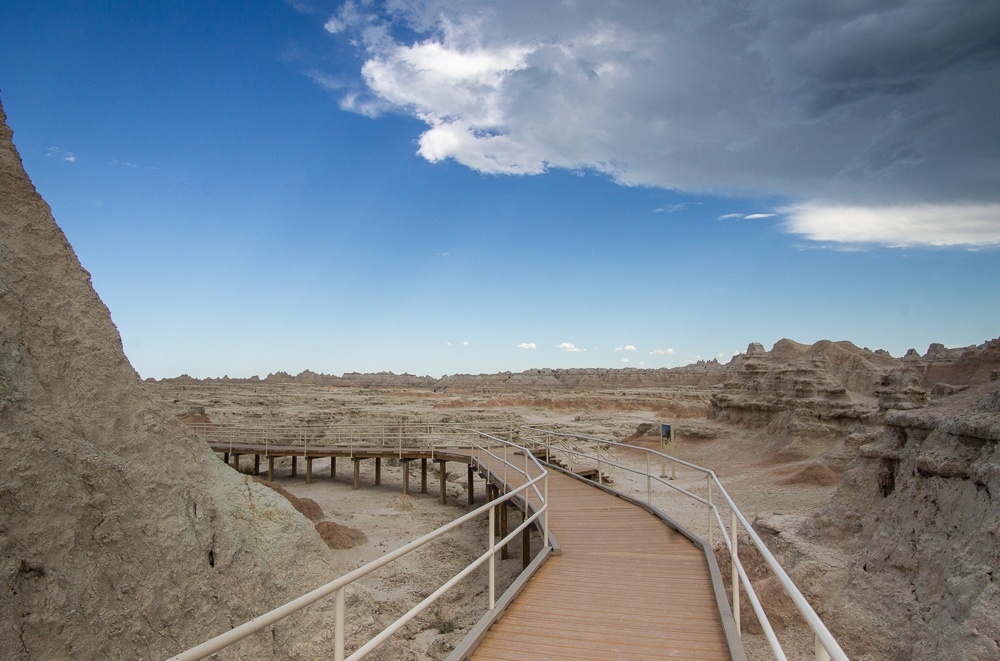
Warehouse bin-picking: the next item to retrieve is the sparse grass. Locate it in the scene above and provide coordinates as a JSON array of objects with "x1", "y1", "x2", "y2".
[{"x1": 430, "y1": 607, "x2": 455, "y2": 634}]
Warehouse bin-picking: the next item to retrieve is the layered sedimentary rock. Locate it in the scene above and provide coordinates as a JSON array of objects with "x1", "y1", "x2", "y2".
[
  {"x1": 706, "y1": 339, "x2": 927, "y2": 459},
  {"x1": 902, "y1": 338, "x2": 1000, "y2": 388},
  {"x1": 805, "y1": 380, "x2": 1000, "y2": 659},
  {"x1": 0, "y1": 100, "x2": 341, "y2": 659}
]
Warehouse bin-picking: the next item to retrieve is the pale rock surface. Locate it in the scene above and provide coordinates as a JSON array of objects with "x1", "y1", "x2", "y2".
[
  {"x1": 0, "y1": 99, "x2": 347, "y2": 659},
  {"x1": 779, "y1": 380, "x2": 1000, "y2": 660}
]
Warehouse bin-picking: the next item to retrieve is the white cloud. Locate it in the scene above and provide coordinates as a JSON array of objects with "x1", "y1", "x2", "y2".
[
  {"x1": 614, "y1": 345, "x2": 636, "y2": 352},
  {"x1": 782, "y1": 203, "x2": 1000, "y2": 247},
  {"x1": 319, "y1": 1, "x2": 1000, "y2": 246},
  {"x1": 558, "y1": 342, "x2": 585, "y2": 352},
  {"x1": 462, "y1": 340, "x2": 470, "y2": 346},
  {"x1": 655, "y1": 202, "x2": 702, "y2": 213},
  {"x1": 649, "y1": 348, "x2": 674, "y2": 356},
  {"x1": 720, "y1": 212, "x2": 775, "y2": 221},
  {"x1": 46, "y1": 146, "x2": 76, "y2": 163},
  {"x1": 621, "y1": 358, "x2": 630, "y2": 363},
  {"x1": 517, "y1": 342, "x2": 537, "y2": 350}
]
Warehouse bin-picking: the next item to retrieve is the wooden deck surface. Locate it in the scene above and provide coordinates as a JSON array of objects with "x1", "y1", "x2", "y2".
[{"x1": 471, "y1": 450, "x2": 734, "y2": 660}]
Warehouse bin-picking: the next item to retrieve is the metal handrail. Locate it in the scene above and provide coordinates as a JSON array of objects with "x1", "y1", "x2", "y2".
[
  {"x1": 168, "y1": 431, "x2": 548, "y2": 661},
  {"x1": 520, "y1": 426, "x2": 848, "y2": 661}
]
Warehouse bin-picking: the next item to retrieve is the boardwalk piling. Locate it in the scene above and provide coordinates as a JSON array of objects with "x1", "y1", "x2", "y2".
[{"x1": 438, "y1": 460, "x2": 447, "y2": 505}]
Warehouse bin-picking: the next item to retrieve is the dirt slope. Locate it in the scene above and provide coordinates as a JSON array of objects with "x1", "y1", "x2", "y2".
[{"x1": 0, "y1": 99, "x2": 344, "y2": 659}]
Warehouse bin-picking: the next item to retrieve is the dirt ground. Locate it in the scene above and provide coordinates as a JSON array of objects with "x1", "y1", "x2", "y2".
[{"x1": 151, "y1": 382, "x2": 843, "y2": 659}]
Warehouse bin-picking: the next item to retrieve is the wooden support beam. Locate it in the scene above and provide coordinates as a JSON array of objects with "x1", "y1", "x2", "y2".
[
  {"x1": 467, "y1": 465, "x2": 474, "y2": 507},
  {"x1": 223, "y1": 452, "x2": 229, "y2": 465},
  {"x1": 233, "y1": 454, "x2": 241, "y2": 473},
  {"x1": 267, "y1": 456, "x2": 274, "y2": 482},
  {"x1": 253, "y1": 454, "x2": 260, "y2": 476},
  {"x1": 402, "y1": 459, "x2": 411, "y2": 495},
  {"x1": 352, "y1": 458, "x2": 360, "y2": 490},
  {"x1": 291, "y1": 456, "x2": 298, "y2": 478},
  {"x1": 495, "y1": 495, "x2": 502, "y2": 538},
  {"x1": 375, "y1": 457, "x2": 382, "y2": 486},
  {"x1": 306, "y1": 457, "x2": 313, "y2": 484},
  {"x1": 421, "y1": 458, "x2": 428, "y2": 494},
  {"x1": 330, "y1": 456, "x2": 337, "y2": 478},
  {"x1": 439, "y1": 460, "x2": 447, "y2": 505}
]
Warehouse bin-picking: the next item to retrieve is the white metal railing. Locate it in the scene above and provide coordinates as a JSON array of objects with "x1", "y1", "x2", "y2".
[
  {"x1": 167, "y1": 431, "x2": 548, "y2": 661},
  {"x1": 184, "y1": 421, "x2": 514, "y2": 460},
  {"x1": 520, "y1": 426, "x2": 848, "y2": 661}
]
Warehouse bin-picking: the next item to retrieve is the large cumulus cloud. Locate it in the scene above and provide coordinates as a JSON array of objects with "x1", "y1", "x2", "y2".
[{"x1": 319, "y1": 0, "x2": 1000, "y2": 246}]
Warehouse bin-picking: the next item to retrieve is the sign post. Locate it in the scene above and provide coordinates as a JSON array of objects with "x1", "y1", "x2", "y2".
[{"x1": 660, "y1": 423, "x2": 676, "y2": 479}]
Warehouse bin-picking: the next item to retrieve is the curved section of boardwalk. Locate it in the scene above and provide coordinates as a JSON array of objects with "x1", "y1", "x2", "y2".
[{"x1": 472, "y1": 460, "x2": 735, "y2": 660}]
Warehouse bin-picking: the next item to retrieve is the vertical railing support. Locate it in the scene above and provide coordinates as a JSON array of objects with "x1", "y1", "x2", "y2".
[
  {"x1": 707, "y1": 474, "x2": 714, "y2": 548},
  {"x1": 543, "y1": 473, "x2": 550, "y2": 550},
  {"x1": 816, "y1": 637, "x2": 831, "y2": 661},
  {"x1": 731, "y1": 509, "x2": 741, "y2": 634},
  {"x1": 646, "y1": 453, "x2": 651, "y2": 504},
  {"x1": 334, "y1": 586, "x2": 346, "y2": 661},
  {"x1": 488, "y1": 506, "x2": 496, "y2": 609}
]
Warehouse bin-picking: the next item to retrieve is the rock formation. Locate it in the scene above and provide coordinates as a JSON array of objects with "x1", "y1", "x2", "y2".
[
  {"x1": 707, "y1": 339, "x2": 927, "y2": 460},
  {"x1": 0, "y1": 99, "x2": 343, "y2": 658},
  {"x1": 902, "y1": 338, "x2": 1000, "y2": 388},
  {"x1": 803, "y1": 379, "x2": 1000, "y2": 659}
]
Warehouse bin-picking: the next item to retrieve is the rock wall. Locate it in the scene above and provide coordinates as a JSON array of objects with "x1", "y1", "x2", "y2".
[
  {"x1": 0, "y1": 100, "x2": 344, "y2": 659},
  {"x1": 707, "y1": 339, "x2": 927, "y2": 459},
  {"x1": 806, "y1": 380, "x2": 1000, "y2": 659},
  {"x1": 902, "y1": 338, "x2": 1000, "y2": 388}
]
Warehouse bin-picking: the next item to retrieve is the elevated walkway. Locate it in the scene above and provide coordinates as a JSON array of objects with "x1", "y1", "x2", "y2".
[{"x1": 458, "y1": 449, "x2": 741, "y2": 660}]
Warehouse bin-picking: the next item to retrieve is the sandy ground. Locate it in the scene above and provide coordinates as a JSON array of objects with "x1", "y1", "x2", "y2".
[{"x1": 153, "y1": 383, "x2": 841, "y2": 660}]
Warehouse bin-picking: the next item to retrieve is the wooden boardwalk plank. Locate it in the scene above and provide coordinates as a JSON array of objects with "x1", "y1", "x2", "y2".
[{"x1": 469, "y1": 449, "x2": 732, "y2": 660}]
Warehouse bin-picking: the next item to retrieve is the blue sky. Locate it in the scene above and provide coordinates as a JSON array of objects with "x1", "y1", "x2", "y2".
[{"x1": 2, "y1": 1, "x2": 998, "y2": 379}]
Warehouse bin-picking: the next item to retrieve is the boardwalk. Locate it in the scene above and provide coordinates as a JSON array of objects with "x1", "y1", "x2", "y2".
[
  {"x1": 206, "y1": 440, "x2": 740, "y2": 659},
  {"x1": 470, "y1": 451, "x2": 739, "y2": 660}
]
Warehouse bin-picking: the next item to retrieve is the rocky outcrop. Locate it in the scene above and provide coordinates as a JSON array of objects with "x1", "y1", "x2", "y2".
[
  {"x1": 902, "y1": 338, "x2": 1000, "y2": 388},
  {"x1": 801, "y1": 380, "x2": 1000, "y2": 660},
  {"x1": 707, "y1": 340, "x2": 927, "y2": 459},
  {"x1": 0, "y1": 99, "x2": 344, "y2": 659},
  {"x1": 154, "y1": 361, "x2": 732, "y2": 391}
]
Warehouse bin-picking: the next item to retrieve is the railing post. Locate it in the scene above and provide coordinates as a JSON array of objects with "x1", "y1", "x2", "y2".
[
  {"x1": 646, "y1": 452, "x2": 651, "y2": 504},
  {"x1": 815, "y1": 636, "x2": 831, "y2": 661},
  {"x1": 707, "y1": 474, "x2": 714, "y2": 548},
  {"x1": 334, "y1": 586, "x2": 345, "y2": 661},
  {"x1": 488, "y1": 505, "x2": 496, "y2": 609},
  {"x1": 731, "y1": 509, "x2": 741, "y2": 634},
  {"x1": 543, "y1": 473, "x2": 550, "y2": 550}
]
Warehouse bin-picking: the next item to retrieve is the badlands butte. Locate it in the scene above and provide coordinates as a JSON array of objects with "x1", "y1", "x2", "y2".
[{"x1": 2, "y1": 91, "x2": 1000, "y2": 661}]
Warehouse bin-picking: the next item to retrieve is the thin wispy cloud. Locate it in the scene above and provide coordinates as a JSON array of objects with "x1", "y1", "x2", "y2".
[
  {"x1": 319, "y1": 1, "x2": 1000, "y2": 247},
  {"x1": 517, "y1": 342, "x2": 537, "y2": 350},
  {"x1": 655, "y1": 202, "x2": 702, "y2": 213},
  {"x1": 46, "y1": 146, "x2": 75, "y2": 163},
  {"x1": 558, "y1": 342, "x2": 585, "y2": 353},
  {"x1": 649, "y1": 348, "x2": 674, "y2": 356},
  {"x1": 614, "y1": 345, "x2": 636, "y2": 352},
  {"x1": 719, "y1": 212, "x2": 774, "y2": 221}
]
